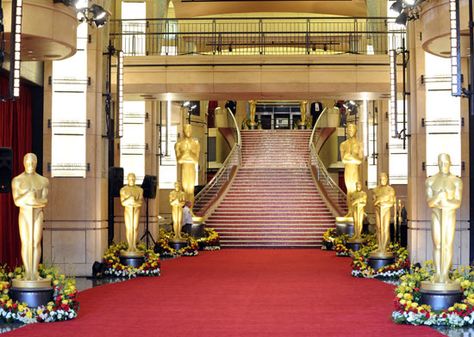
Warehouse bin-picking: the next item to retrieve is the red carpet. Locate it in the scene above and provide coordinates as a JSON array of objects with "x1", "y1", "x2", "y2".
[{"x1": 5, "y1": 250, "x2": 442, "y2": 337}]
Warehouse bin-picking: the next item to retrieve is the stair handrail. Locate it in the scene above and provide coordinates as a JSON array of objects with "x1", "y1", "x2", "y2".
[
  {"x1": 308, "y1": 108, "x2": 347, "y2": 216},
  {"x1": 193, "y1": 107, "x2": 241, "y2": 215}
]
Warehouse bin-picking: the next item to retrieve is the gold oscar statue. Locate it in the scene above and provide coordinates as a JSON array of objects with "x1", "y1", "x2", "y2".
[
  {"x1": 349, "y1": 181, "x2": 367, "y2": 243},
  {"x1": 11, "y1": 153, "x2": 50, "y2": 288},
  {"x1": 371, "y1": 172, "x2": 396, "y2": 258},
  {"x1": 120, "y1": 173, "x2": 144, "y2": 256},
  {"x1": 248, "y1": 99, "x2": 257, "y2": 129},
  {"x1": 175, "y1": 124, "x2": 200, "y2": 208},
  {"x1": 339, "y1": 123, "x2": 363, "y2": 219},
  {"x1": 421, "y1": 153, "x2": 462, "y2": 292},
  {"x1": 169, "y1": 182, "x2": 186, "y2": 242},
  {"x1": 298, "y1": 100, "x2": 308, "y2": 128}
]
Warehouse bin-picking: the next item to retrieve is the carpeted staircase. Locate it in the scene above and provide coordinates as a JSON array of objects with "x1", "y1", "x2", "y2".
[{"x1": 206, "y1": 130, "x2": 336, "y2": 248}]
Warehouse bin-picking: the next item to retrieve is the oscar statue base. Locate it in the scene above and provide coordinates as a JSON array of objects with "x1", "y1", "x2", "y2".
[
  {"x1": 119, "y1": 251, "x2": 145, "y2": 268},
  {"x1": 249, "y1": 123, "x2": 257, "y2": 130},
  {"x1": 10, "y1": 279, "x2": 53, "y2": 308},
  {"x1": 297, "y1": 123, "x2": 306, "y2": 130},
  {"x1": 420, "y1": 281, "x2": 462, "y2": 311},
  {"x1": 346, "y1": 241, "x2": 363, "y2": 251},
  {"x1": 368, "y1": 253, "x2": 395, "y2": 270},
  {"x1": 169, "y1": 239, "x2": 188, "y2": 251},
  {"x1": 335, "y1": 217, "x2": 354, "y2": 236}
]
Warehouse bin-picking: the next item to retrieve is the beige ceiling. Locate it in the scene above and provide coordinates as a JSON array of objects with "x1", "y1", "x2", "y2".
[{"x1": 172, "y1": 0, "x2": 368, "y2": 18}]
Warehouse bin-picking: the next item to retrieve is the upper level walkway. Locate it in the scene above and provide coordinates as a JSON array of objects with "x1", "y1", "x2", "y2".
[{"x1": 110, "y1": 16, "x2": 405, "y2": 99}]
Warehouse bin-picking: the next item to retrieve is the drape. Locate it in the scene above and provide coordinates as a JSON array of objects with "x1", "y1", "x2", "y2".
[{"x1": 0, "y1": 75, "x2": 33, "y2": 267}]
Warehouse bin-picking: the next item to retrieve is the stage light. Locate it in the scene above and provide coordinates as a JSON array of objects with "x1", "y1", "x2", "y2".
[
  {"x1": 191, "y1": 104, "x2": 197, "y2": 110},
  {"x1": 403, "y1": 0, "x2": 416, "y2": 5},
  {"x1": 449, "y1": 0, "x2": 462, "y2": 96},
  {"x1": 395, "y1": 12, "x2": 409, "y2": 26},
  {"x1": 183, "y1": 101, "x2": 190, "y2": 107},
  {"x1": 90, "y1": 4, "x2": 107, "y2": 27},
  {"x1": 390, "y1": 0, "x2": 404, "y2": 14},
  {"x1": 117, "y1": 50, "x2": 124, "y2": 137}
]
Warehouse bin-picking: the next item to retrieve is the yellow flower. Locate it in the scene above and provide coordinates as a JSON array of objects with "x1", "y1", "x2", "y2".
[
  {"x1": 448, "y1": 306, "x2": 455, "y2": 312},
  {"x1": 403, "y1": 293, "x2": 413, "y2": 300},
  {"x1": 400, "y1": 299, "x2": 406, "y2": 305},
  {"x1": 53, "y1": 280, "x2": 59, "y2": 286},
  {"x1": 62, "y1": 299, "x2": 69, "y2": 305},
  {"x1": 47, "y1": 304, "x2": 53, "y2": 311},
  {"x1": 411, "y1": 302, "x2": 418, "y2": 308},
  {"x1": 25, "y1": 311, "x2": 32, "y2": 318},
  {"x1": 37, "y1": 309, "x2": 43, "y2": 315},
  {"x1": 18, "y1": 304, "x2": 25, "y2": 312}
]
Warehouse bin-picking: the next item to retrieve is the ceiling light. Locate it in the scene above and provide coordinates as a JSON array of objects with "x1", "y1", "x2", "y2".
[
  {"x1": 90, "y1": 4, "x2": 107, "y2": 27},
  {"x1": 403, "y1": 0, "x2": 416, "y2": 5}
]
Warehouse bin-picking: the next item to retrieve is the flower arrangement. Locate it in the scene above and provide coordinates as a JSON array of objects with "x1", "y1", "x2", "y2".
[
  {"x1": 392, "y1": 262, "x2": 474, "y2": 327},
  {"x1": 156, "y1": 230, "x2": 199, "y2": 258},
  {"x1": 196, "y1": 228, "x2": 221, "y2": 251},
  {"x1": 103, "y1": 242, "x2": 161, "y2": 278},
  {"x1": 351, "y1": 242, "x2": 409, "y2": 279},
  {"x1": 0, "y1": 265, "x2": 79, "y2": 324},
  {"x1": 321, "y1": 228, "x2": 337, "y2": 250}
]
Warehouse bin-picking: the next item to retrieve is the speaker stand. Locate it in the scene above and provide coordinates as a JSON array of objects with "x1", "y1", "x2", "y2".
[{"x1": 140, "y1": 198, "x2": 156, "y2": 249}]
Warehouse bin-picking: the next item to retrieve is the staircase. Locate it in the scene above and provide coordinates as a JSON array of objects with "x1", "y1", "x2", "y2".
[{"x1": 206, "y1": 130, "x2": 336, "y2": 248}]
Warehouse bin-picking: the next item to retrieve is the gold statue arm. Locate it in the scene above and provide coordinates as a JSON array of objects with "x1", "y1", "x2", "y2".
[{"x1": 12, "y1": 179, "x2": 48, "y2": 208}]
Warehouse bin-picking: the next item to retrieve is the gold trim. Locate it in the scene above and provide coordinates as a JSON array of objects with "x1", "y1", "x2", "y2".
[
  {"x1": 336, "y1": 216, "x2": 354, "y2": 223},
  {"x1": 369, "y1": 251, "x2": 394, "y2": 259},
  {"x1": 420, "y1": 280, "x2": 461, "y2": 292},
  {"x1": 120, "y1": 250, "x2": 145, "y2": 258},
  {"x1": 12, "y1": 278, "x2": 52, "y2": 289}
]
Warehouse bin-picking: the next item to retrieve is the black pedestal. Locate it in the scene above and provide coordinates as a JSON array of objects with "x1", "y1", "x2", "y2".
[
  {"x1": 420, "y1": 289, "x2": 463, "y2": 311},
  {"x1": 336, "y1": 223, "x2": 354, "y2": 236},
  {"x1": 120, "y1": 255, "x2": 145, "y2": 268},
  {"x1": 10, "y1": 287, "x2": 54, "y2": 308},
  {"x1": 368, "y1": 256, "x2": 395, "y2": 270},
  {"x1": 346, "y1": 241, "x2": 363, "y2": 251},
  {"x1": 191, "y1": 224, "x2": 206, "y2": 239},
  {"x1": 169, "y1": 240, "x2": 188, "y2": 250}
]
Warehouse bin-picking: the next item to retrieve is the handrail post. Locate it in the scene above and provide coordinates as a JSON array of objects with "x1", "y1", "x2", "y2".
[
  {"x1": 212, "y1": 19, "x2": 217, "y2": 55},
  {"x1": 306, "y1": 19, "x2": 310, "y2": 55}
]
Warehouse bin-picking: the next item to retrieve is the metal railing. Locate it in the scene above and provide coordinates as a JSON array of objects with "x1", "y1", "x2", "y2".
[
  {"x1": 110, "y1": 17, "x2": 405, "y2": 57},
  {"x1": 193, "y1": 108, "x2": 241, "y2": 217},
  {"x1": 309, "y1": 109, "x2": 347, "y2": 217}
]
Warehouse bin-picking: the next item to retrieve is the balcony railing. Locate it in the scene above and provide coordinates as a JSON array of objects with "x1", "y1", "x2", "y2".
[{"x1": 110, "y1": 17, "x2": 405, "y2": 57}]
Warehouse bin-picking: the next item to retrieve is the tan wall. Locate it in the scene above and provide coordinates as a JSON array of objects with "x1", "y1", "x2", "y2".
[{"x1": 120, "y1": 55, "x2": 395, "y2": 100}]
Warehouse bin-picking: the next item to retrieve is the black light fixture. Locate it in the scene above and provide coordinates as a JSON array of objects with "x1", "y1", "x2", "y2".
[
  {"x1": 395, "y1": 12, "x2": 409, "y2": 26},
  {"x1": 390, "y1": 0, "x2": 404, "y2": 14},
  {"x1": 53, "y1": 0, "x2": 108, "y2": 28},
  {"x1": 89, "y1": 4, "x2": 107, "y2": 27}
]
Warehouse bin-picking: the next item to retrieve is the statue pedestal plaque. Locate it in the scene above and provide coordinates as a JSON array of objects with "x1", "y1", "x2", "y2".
[
  {"x1": 120, "y1": 251, "x2": 145, "y2": 268},
  {"x1": 346, "y1": 241, "x2": 363, "y2": 252},
  {"x1": 368, "y1": 252, "x2": 395, "y2": 270},
  {"x1": 169, "y1": 239, "x2": 188, "y2": 251},
  {"x1": 335, "y1": 217, "x2": 354, "y2": 236},
  {"x1": 420, "y1": 281, "x2": 462, "y2": 311},
  {"x1": 11, "y1": 279, "x2": 53, "y2": 308}
]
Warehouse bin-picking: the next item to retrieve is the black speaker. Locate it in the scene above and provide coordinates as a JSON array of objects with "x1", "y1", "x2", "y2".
[
  {"x1": 141, "y1": 175, "x2": 157, "y2": 199},
  {"x1": 109, "y1": 167, "x2": 124, "y2": 198},
  {"x1": 0, "y1": 148, "x2": 13, "y2": 193}
]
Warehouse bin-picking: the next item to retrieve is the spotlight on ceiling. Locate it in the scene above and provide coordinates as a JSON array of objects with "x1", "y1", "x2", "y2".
[
  {"x1": 395, "y1": 12, "x2": 409, "y2": 26},
  {"x1": 403, "y1": 0, "x2": 417, "y2": 5},
  {"x1": 390, "y1": 0, "x2": 404, "y2": 14},
  {"x1": 90, "y1": 4, "x2": 107, "y2": 27},
  {"x1": 183, "y1": 101, "x2": 190, "y2": 107}
]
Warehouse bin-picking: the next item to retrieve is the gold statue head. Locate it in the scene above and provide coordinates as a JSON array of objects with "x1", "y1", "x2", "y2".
[
  {"x1": 127, "y1": 173, "x2": 136, "y2": 186},
  {"x1": 24, "y1": 153, "x2": 38, "y2": 174},
  {"x1": 183, "y1": 124, "x2": 192, "y2": 138},
  {"x1": 356, "y1": 181, "x2": 362, "y2": 191},
  {"x1": 380, "y1": 172, "x2": 388, "y2": 186},
  {"x1": 438, "y1": 153, "x2": 452, "y2": 175},
  {"x1": 174, "y1": 181, "x2": 181, "y2": 191},
  {"x1": 346, "y1": 123, "x2": 357, "y2": 138}
]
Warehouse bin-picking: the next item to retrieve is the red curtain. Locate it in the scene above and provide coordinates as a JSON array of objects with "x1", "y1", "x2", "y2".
[{"x1": 0, "y1": 75, "x2": 33, "y2": 267}]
